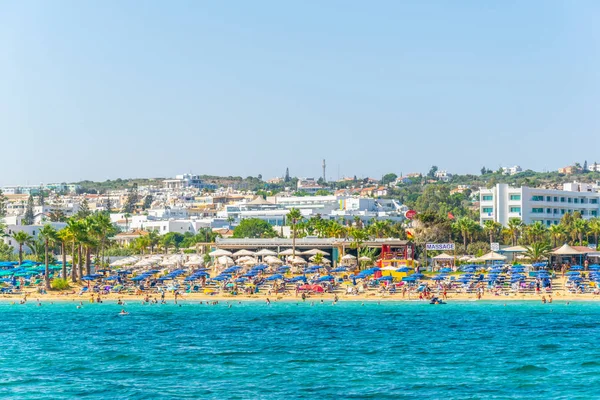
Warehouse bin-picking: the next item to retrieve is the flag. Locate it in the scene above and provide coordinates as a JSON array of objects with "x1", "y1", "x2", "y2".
[
  {"x1": 447, "y1": 212, "x2": 455, "y2": 220},
  {"x1": 406, "y1": 230, "x2": 414, "y2": 239}
]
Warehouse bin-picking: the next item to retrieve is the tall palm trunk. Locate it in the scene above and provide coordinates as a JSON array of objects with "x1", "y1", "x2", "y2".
[
  {"x1": 292, "y1": 222, "x2": 297, "y2": 258},
  {"x1": 18, "y1": 245, "x2": 23, "y2": 266},
  {"x1": 61, "y1": 242, "x2": 67, "y2": 280},
  {"x1": 77, "y1": 244, "x2": 83, "y2": 281},
  {"x1": 71, "y1": 241, "x2": 77, "y2": 282},
  {"x1": 44, "y1": 239, "x2": 50, "y2": 290},
  {"x1": 85, "y1": 246, "x2": 92, "y2": 276}
]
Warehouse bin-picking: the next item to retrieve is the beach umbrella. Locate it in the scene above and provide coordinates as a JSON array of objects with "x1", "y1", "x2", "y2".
[
  {"x1": 278, "y1": 249, "x2": 296, "y2": 256},
  {"x1": 570, "y1": 265, "x2": 583, "y2": 271},
  {"x1": 302, "y1": 249, "x2": 330, "y2": 256},
  {"x1": 277, "y1": 266, "x2": 290, "y2": 272},
  {"x1": 266, "y1": 274, "x2": 284, "y2": 281},
  {"x1": 440, "y1": 268, "x2": 452, "y2": 273},
  {"x1": 358, "y1": 256, "x2": 372, "y2": 262},
  {"x1": 331, "y1": 267, "x2": 347, "y2": 273},
  {"x1": 264, "y1": 256, "x2": 283, "y2": 265},
  {"x1": 252, "y1": 264, "x2": 268, "y2": 271},
  {"x1": 235, "y1": 277, "x2": 248, "y2": 283},
  {"x1": 232, "y1": 249, "x2": 256, "y2": 258},
  {"x1": 431, "y1": 276, "x2": 445, "y2": 281},
  {"x1": 341, "y1": 254, "x2": 357, "y2": 261},
  {"x1": 242, "y1": 272, "x2": 257, "y2": 277},
  {"x1": 588, "y1": 264, "x2": 600, "y2": 271},
  {"x1": 289, "y1": 276, "x2": 307, "y2": 282},
  {"x1": 396, "y1": 267, "x2": 412, "y2": 272},
  {"x1": 412, "y1": 273, "x2": 424, "y2": 279},
  {"x1": 318, "y1": 275, "x2": 334, "y2": 281},
  {"x1": 255, "y1": 249, "x2": 277, "y2": 256},
  {"x1": 81, "y1": 275, "x2": 95, "y2": 281},
  {"x1": 209, "y1": 249, "x2": 233, "y2": 257},
  {"x1": 403, "y1": 276, "x2": 416, "y2": 282},
  {"x1": 377, "y1": 276, "x2": 393, "y2": 281}
]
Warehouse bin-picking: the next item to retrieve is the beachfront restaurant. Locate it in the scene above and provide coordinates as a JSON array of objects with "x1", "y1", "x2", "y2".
[{"x1": 213, "y1": 237, "x2": 415, "y2": 268}]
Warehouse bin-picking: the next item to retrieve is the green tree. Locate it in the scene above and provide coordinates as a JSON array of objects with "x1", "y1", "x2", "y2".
[
  {"x1": 524, "y1": 242, "x2": 552, "y2": 263},
  {"x1": 233, "y1": 218, "x2": 278, "y2": 239},
  {"x1": 48, "y1": 210, "x2": 67, "y2": 222},
  {"x1": 142, "y1": 195, "x2": 153, "y2": 210},
  {"x1": 483, "y1": 220, "x2": 502, "y2": 243},
  {"x1": 507, "y1": 218, "x2": 524, "y2": 246},
  {"x1": 287, "y1": 208, "x2": 303, "y2": 258},
  {"x1": 57, "y1": 228, "x2": 72, "y2": 280},
  {"x1": 588, "y1": 218, "x2": 600, "y2": 249},
  {"x1": 548, "y1": 224, "x2": 566, "y2": 248},
  {"x1": 381, "y1": 173, "x2": 398, "y2": 185},
  {"x1": 39, "y1": 224, "x2": 58, "y2": 290},
  {"x1": 12, "y1": 231, "x2": 33, "y2": 266},
  {"x1": 23, "y1": 195, "x2": 35, "y2": 225},
  {"x1": 0, "y1": 189, "x2": 7, "y2": 217},
  {"x1": 77, "y1": 199, "x2": 91, "y2": 219}
]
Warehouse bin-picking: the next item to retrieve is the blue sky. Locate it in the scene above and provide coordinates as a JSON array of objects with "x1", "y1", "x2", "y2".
[{"x1": 1, "y1": 1, "x2": 599, "y2": 185}]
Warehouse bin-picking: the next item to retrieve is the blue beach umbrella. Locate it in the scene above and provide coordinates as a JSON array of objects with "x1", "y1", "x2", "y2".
[
  {"x1": 440, "y1": 268, "x2": 452, "y2": 273},
  {"x1": 396, "y1": 267, "x2": 411, "y2": 272},
  {"x1": 318, "y1": 275, "x2": 334, "y2": 282},
  {"x1": 570, "y1": 265, "x2": 583, "y2": 271},
  {"x1": 266, "y1": 274, "x2": 284, "y2": 281}
]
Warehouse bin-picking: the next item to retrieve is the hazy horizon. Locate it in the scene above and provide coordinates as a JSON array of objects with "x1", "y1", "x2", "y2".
[{"x1": 2, "y1": 1, "x2": 599, "y2": 186}]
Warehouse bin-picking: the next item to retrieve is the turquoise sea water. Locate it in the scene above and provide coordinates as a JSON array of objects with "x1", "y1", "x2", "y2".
[{"x1": 1, "y1": 300, "x2": 599, "y2": 399}]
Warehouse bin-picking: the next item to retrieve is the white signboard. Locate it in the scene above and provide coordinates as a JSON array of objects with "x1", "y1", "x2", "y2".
[
  {"x1": 490, "y1": 242, "x2": 500, "y2": 252},
  {"x1": 426, "y1": 243, "x2": 455, "y2": 251}
]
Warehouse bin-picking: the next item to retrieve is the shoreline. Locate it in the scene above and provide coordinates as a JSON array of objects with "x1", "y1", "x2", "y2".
[{"x1": 3, "y1": 291, "x2": 600, "y2": 303}]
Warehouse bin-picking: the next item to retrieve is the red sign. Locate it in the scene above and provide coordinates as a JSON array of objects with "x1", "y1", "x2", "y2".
[{"x1": 405, "y1": 210, "x2": 417, "y2": 219}]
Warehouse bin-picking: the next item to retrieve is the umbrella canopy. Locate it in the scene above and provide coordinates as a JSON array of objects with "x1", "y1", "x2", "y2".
[
  {"x1": 264, "y1": 256, "x2": 283, "y2": 265},
  {"x1": 216, "y1": 256, "x2": 234, "y2": 266},
  {"x1": 232, "y1": 249, "x2": 256, "y2": 257},
  {"x1": 289, "y1": 256, "x2": 307, "y2": 265},
  {"x1": 278, "y1": 249, "x2": 296, "y2": 256},
  {"x1": 552, "y1": 244, "x2": 584, "y2": 255},
  {"x1": 358, "y1": 256, "x2": 371, "y2": 262},
  {"x1": 499, "y1": 245, "x2": 529, "y2": 253},
  {"x1": 433, "y1": 253, "x2": 454, "y2": 260},
  {"x1": 209, "y1": 249, "x2": 233, "y2": 257},
  {"x1": 255, "y1": 249, "x2": 277, "y2": 256},
  {"x1": 302, "y1": 249, "x2": 330, "y2": 256},
  {"x1": 266, "y1": 274, "x2": 284, "y2": 281},
  {"x1": 476, "y1": 251, "x2": 507, "y2": 262},
  {"x1": 341, "y1": 254, "x2": 357, "y2": 260}
]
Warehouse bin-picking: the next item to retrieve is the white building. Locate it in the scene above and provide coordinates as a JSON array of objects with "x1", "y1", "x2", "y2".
[
  {"x1": 501, "y1": 165, "x2": 523, "y2": 175},
  {"x1": 434, "y1": 170, "x2": 452, "y2": 182},
  {"x1": 163, "y1": 174, "x2": 217, "y2": 190},
  {"x1": 2, "y1": 222, "x2": 67, "y2": 254},
  {"x1": 479, "y1": 182, "x2": 600, "y2": 227}
]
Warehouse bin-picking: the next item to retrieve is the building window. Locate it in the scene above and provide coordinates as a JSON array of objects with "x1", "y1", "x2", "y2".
[
  {"x1": 546, "y1": 196, "x2": 552, "y2": 202},
  {"x1": 510, "y1": 194, "x2": 521, "y2": 201},
  {"x1": 554, "y1": 209, "x2": 558, "y2": 214},
  {"x1": 568, "y1": 198, "x2": 572, "y2": 203},
  {"x1": 546, "y1": 208, "x2": 551, "y2": 214},
  {"x1": 532, "y1": 196, "x2": 544, "y2": 201},
  {"x1": 574, "y1": 198, "x2": 579, "y2": 204},
  {"x1": 591, "y1": 199, "x2": 598, "y2": 204},
  {"x1": 510, "y1": 207, "x2": 521, "y2": 213},
  {"x1": 482, "y1": 195, "x2": 493, "y2": 201},
  {"x1": 532, "y1": 208, "x2": 544, "y2": 214},
  {"x1": 561, "y1": 197, "x2": 565, "y2": 202},
  {"x1": 593, "y1": 211, "x2": 598, "y2": 217},
  {"x1": 482, "y1": 207, "x2": 493, "y2": 213},
  {"x1": 554, "y1": 197, "x2": 558, "y2": 202}
]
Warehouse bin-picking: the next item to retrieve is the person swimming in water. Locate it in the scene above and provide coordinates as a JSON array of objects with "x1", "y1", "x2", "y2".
[
  {"x1": 119, "y1": 309, "x2": 129, "y2": 315},
  {"x1": 266, "y1": 298, "x2": 271, "y2": 305}
]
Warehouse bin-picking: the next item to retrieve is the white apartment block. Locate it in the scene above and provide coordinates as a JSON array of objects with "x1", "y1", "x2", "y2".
[
  {"x1": 480, "y1": 183, "x2": 600, "y2": 227},
  {"x1": 501, "y1": 165, "x2": 522, "y2": 175}
]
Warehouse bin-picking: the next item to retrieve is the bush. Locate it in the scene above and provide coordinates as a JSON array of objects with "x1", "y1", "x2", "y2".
[{"x1": 51, "y1": 278, "x2": 70, "y2": 290}]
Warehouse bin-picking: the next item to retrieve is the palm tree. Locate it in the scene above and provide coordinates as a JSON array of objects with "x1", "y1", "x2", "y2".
[
  {"x1": 571, "y1": 219, "x2": 587, "y2": 246},
  {"x1": 524, "y1": 242, "x2": 552, "y2": 263},
  {"x1": 90, "y1": 213, "x2": 115, "y2": 268},
  {"x1": 483, "y1": 220, "x2": 501, "y2": 244},
  {"x1": 57, "y1": 228, "x2": 72, "y2": 280},
  {"x1": 507, "y1": 218, "x2": 523, "y2": 246},
  {"x1": 548, "y1": 224, "x2": 566, "y2": 248},
  {"x1": 124, "y1": 213, "x2": 131, "y2": 231},
  {"x1": 588, "y1": 218, "x2": 600, "y2": 249},
  {"x1": 147, "y1": 230, "x2": 160, "y2": 254},
  {"x1": 66, "y1": 218, "x2": 80, "y2": 282},
  {"x1": 287, "y1": 208, "x2": 302, "y2": 258},
  {"x1": 349, "y1": 227, "x2": 369, "y2": 267},
  {"x1": 12, "y1": 231, "x2": 33, "y2": 266},
  {"x1": 454, "y1": 217, "x2": 471, "y2": 248},
  {"x1": 39, "y1": 224, "x2": 58, "y2": 290},
  {"x1": 528, "y1": 221, "x2": 547, "y2": 244}
]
